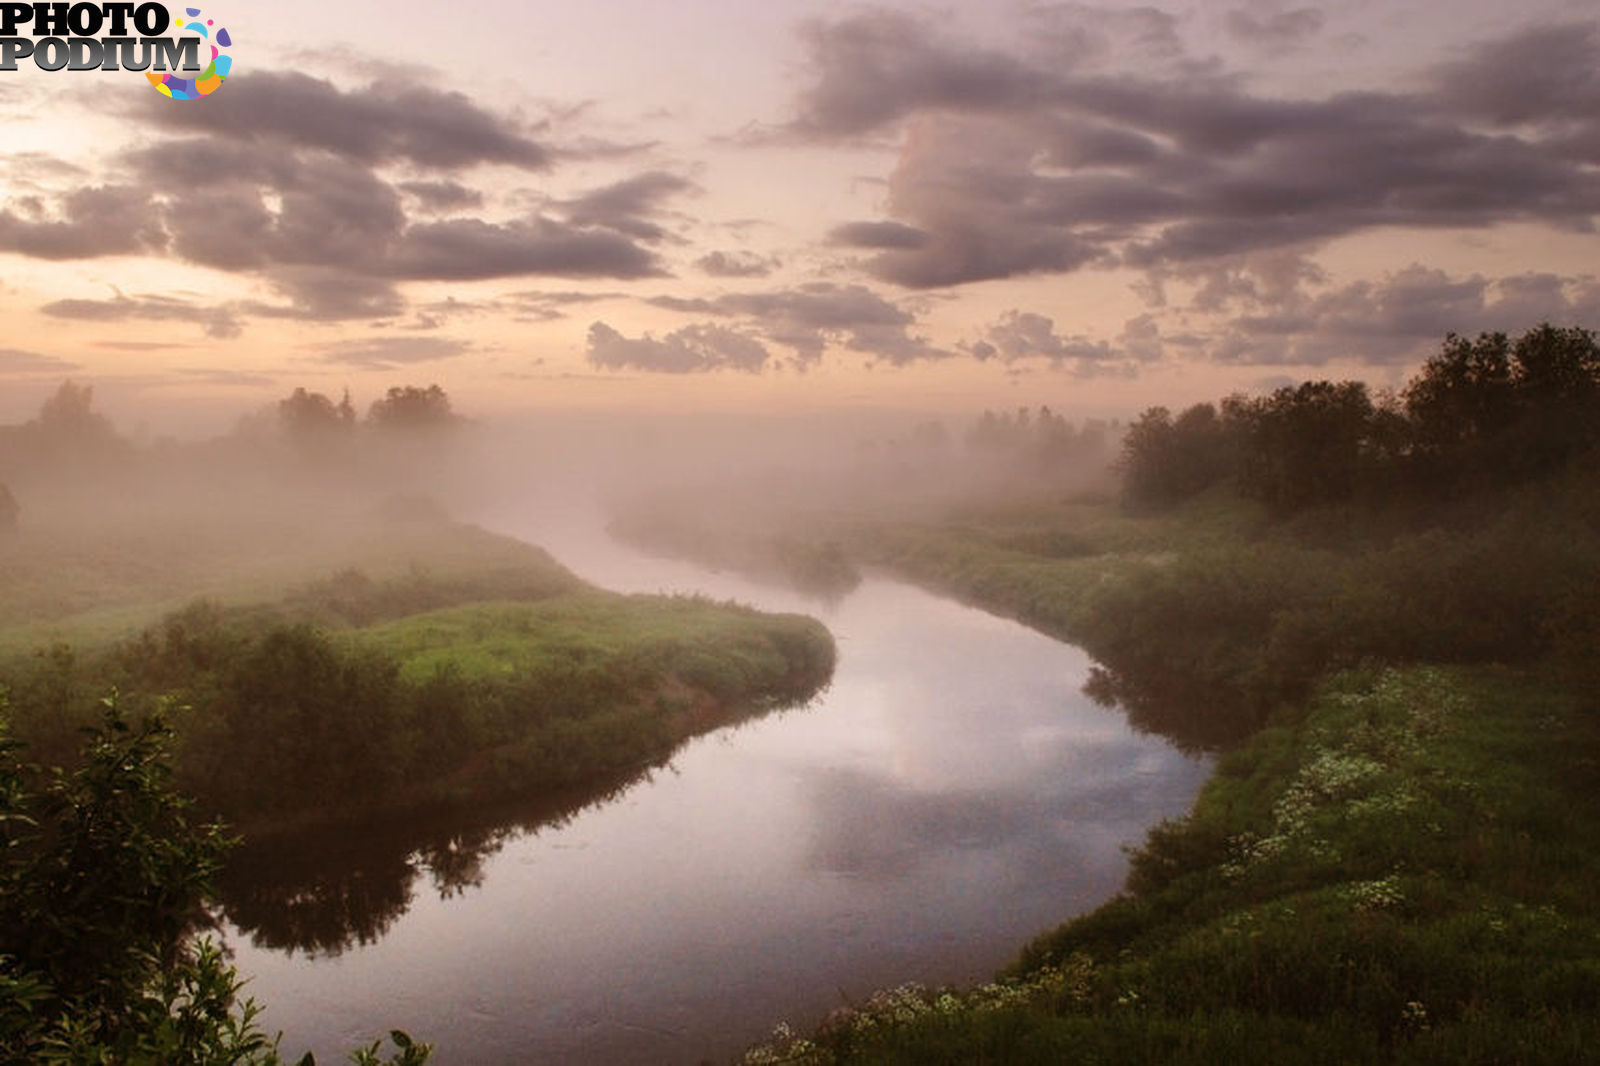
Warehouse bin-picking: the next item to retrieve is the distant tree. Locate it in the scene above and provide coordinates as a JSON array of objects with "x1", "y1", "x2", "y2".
[
  {"x1": 1403, "y1": 332, "x2": 1516, "y2": 471},
  {"x1": 1504, "y1": 324, "x2": 1600, "y2": 472},
  {"x1": 1119, "y1": 402, "x2": 1236, "y2": 510},
  {"x1": 278, "y1": 388, "x2": 356, "y2": 452},
  {"x1": 1403, "y1": 325, "x2": 1600, "y2": 486},
  {"x1": 0, "y1": 482, "x2": 15, "y2": 532},
  {"x1": 1229, "y1": 381, "x2": 1376, "y2": 511},
  {"x1": 367, "y1": 385, "x2": 458, "y2": 432},
  {"x1": 16, "y1": 382, "x2": 128, "y2": 468}
]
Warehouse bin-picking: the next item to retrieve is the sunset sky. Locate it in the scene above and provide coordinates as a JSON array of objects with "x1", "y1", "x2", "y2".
[{"x1": 1, "y1": 0, "x2": 1597, "y2": 431}]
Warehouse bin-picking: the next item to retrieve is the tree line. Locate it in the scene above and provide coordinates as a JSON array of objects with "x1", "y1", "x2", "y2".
[{"x1": 1118, "y1": 325, "x2": 1600, "y2": 512}]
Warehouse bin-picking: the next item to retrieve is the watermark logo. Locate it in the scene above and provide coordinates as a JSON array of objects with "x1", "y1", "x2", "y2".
[
  {"x1": 0, "y1": 3, "x2": 235, "y2": 99},
  {"x1": 148, "y1": 6, "x2": 230, "y2": 99}
]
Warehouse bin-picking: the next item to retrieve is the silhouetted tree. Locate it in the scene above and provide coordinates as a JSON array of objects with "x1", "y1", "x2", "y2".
[
  {"x1": 1227, "y1": 382, "x2": 1377, "y2": 511},
  {"x1": 0, "y1": 482, "x2": 16, "y2": 532},
  {"x1": 1404, "y1": 325, "x2": 1600, "y2": 486},
  {"x1": 1119, "y1": 402, "x2": 1236, "y2": 509},
  {"x1": 367, "y1": 385, "x2": 458, "y2": 431},
  {"x1": 278, "y1": 387, "x2": 355, "y2": 443}
]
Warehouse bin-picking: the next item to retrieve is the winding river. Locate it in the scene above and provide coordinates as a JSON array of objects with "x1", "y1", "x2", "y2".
[{"x1": 221, "y1": 501, "x2": 1211, "y2": 1065}]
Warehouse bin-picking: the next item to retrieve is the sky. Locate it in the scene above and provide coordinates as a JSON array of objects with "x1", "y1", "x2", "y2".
[{"x1": 1, "y1": 0, "x2": 1598, "y2": 432}]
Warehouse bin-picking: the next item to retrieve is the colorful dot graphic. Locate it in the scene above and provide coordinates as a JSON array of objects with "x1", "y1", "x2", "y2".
[{"x1": 148, "y1": 7, "x2": 233, "y2": 100}]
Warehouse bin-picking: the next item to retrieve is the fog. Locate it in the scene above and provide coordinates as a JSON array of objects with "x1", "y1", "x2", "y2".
[{"x1": 0, "y1": 381, "x2": 1120, "y2": 582}]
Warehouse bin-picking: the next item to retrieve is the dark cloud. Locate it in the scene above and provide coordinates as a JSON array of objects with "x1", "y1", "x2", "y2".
[
  {"x1": 119, "y1": 138, "x2": 668, "y2": 294},
  {"x1": 586, "y1": 321, "x2": 771, "y2": 373},
  {"x1": 398, "y1": 180, "x2": 486, "y2": 212},
  {"x1": 1429, "y1": 22, "x2": 1600, "y2": 128},
  {"x1": 791, "y1": 13, "x2": 1600, "y2": 288},
  {"x1": 827, "y1": 220, "x2": 929, "y2": 250},
  {"x1": 715, "y1": 282, "x2": 945, "y2": 365},
  {"x1": 792, "y1": 11, "x2": 1051, "y2": 137},
  {"x1": 1224, "y1": 5, "x2": 1326, "y2": 48},
  {"x1": 388, "y1": 217, "x2": 665, "y2": 280},
  {"x1": 965, "y1": 309, "x2": 1155, "y2": 376},
  {"x1": 694, "y1": 250, "x2": 777, "y2": 278},
  {"x1": 633, "y1": 282, "x2": 946, "y2": 367},
  {"x1": 1204, "y1": 267, "x2": 1600, "y2": 365},
  {"x1": 248, "y1": 268, "x2": 406, "y2": 322},
  {"x1": 313, "y1": 336, "x2": 471, "y2": 369},
  {"x1": 0, "y1": 348, "x2": 81, "y2": 374},
  {"x1": 140, "y1": 72, "x2": 550, "y2": 170},
  {"x1": 40, "y1": 292, "x2": 242, "y2": 339},
  {"x1": 0, "y1": 185, "x2": 164, "y2": 259},
  {"x1": 556, "y1": 171, "x2": 696, "y2": 241}
]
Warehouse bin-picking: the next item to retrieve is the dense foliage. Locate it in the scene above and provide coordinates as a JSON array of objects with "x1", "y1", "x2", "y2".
[
  {"x1": 2, "y1": 586, "x2": 834, "y2": 828},
  {"x1": 0, "y1": 699, "x2": 430, "y2": 1065},
  {"x1": 1119, "y1": 325, "x2": 1600, "y2": 512}
]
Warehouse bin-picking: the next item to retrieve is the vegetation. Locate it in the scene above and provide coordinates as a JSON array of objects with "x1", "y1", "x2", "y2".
[
  {"x1": 1, "y1": 568, "x2": 833, "y2": 832},
  {"x1": 0, "y1": 698, "x2": 430, "y2": 1065},
  {"x1": 746, "y1": 324, "x2": 1600, "y2": 1062},
  {"x1": 0, "y1": 378, "x2": 840, "y2": 1051}
]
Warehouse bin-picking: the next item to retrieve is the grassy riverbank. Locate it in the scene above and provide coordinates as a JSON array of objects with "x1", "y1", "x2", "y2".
[
  {"x1": 0, "y1": 509, "x2": 835, "y2": 832},
  {"x1": 740, "y1": 329, "x2": 1600, "y2": 1063},
  {"x1": 748, "y1": 662, "x2": 1600, "y2": 1064},
  {"x1": 741, "y1": 486, "x2": 1600, "y2": 1062}
]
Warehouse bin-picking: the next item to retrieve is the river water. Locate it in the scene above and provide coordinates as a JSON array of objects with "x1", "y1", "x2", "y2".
[{"x1": 222, "y1": 502, "x2": 1211, "y2": 1065}]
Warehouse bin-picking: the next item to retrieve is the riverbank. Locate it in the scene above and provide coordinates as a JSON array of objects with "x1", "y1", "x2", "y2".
[
  {"x1": 736, "y1": 459, "x2": 1600, "y2": 1061},
  {"x1": 0, "y1": 509, "x2": 835, "y2": 833}
]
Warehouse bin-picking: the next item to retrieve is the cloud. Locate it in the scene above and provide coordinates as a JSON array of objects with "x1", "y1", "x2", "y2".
[
  {"x1": 0, "y1": 347, "x2": 82, "y2": 374},
  {"x1": 313, "y1": 336, "x2": 471, "y2": 369},
  {"x1": 586, "y1": 321, "x2": 772, "y2": 373},
  {"x1": 398, "y1": 180, "x2": 485, "y2": 212},
  {"x1": 792, "y1": 10, "x2": 1051, "y2": 138},
  {"x1": 715, "y1": 282, "x2": 945, "y2": 365},
  {"x1": 1224, "y1": 4, "x2": 1326, "y2": 48},
  {"x1": 122, "y1": 138, "x2": 670, "y2": 288},
  {"x1": 40, "y1": 292, "x2": 242, "y2": 338},
  {"x1": 791, "y1": 13, "x2": 1600, "y2": 288},
  {"x1": 139, "y1": 72, "x2": 550, "y2": 170},
  {"x1": 174, "y1": 367, "x2": 278, "y2": 387},
  {"x1": 631, "y1": 282, "x2": 947, "y2": 367},
  {"x1": 0, "y1": 185, "x2": 164, "y2": 259},
  {"x1": 247, "y1": 268, "x2": 406, "y2": 322},
  {"x1": 827, "y1": 220, "x2": 929, "y2": 250},
  {"x1": 387, "y1": 216, "x2": 665, "y2": 280},
  {"x1": 695, "y1": 250, "x2": 777, "y2": 278},
  {"x1": 556, "y1": 171, "x2": 696, "y2": 241},
  {"x1": 502, "y1": 290, "x2": 625, "y2": 321},
  {"x1": 1203, "y1": 267, "x2": 1600, "y2": 365},
  {"x1": 1428, "y1": 21, "x2": 1600, "y2": 129}
]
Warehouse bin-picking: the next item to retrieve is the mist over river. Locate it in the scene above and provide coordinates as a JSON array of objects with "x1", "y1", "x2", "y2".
[{"x1": 222, "y1": 500, "x2": 1210, "y2": 1065}]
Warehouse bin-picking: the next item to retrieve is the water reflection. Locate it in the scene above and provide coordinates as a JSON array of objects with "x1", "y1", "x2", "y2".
[
  {"x1": 219, "y1": 753, "x2": 782, "y2": 955},
  {"x1": 222, "y1": 514, "x2": 1212, "y2": 1066}
]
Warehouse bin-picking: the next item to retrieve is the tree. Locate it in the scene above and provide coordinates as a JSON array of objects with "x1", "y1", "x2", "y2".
[
  {"x1": 1118, "y1": 403, "x2": 1235, "y2": 510},
  {"x1": 1229, "y1": 381, "x2": 1376, "y2": 511},
  {"x1": 366, "y1": 386, "x2": 458, "y2": 432},
  {"x1": 0, "y1": 482, "x2": 15, "y2": 533},
  {"x1": 278, "y1": 388, "x2": 356, "y2": 448},
  {"x1": 1403, "y1": 325, "x2": 1600, "y2": 486},
  {"x1": 0, "y1": 697, "x2": 430, "y2": 1065}
]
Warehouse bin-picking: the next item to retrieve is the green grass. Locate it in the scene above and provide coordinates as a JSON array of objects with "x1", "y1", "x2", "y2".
[
  {"x1": 747, "y1": 665, "x2": 1600, "y2": 1064},
  {"x1": 0, "y1": 515, "x2": 835, "y2": 831},
  {"x1": 738, "y1": 463, "x2": 1600, "y2": 1063}
]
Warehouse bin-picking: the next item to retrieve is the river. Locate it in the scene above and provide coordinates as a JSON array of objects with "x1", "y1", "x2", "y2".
[{"x1": 221, "y1": 501, "x2": 1211, "y2": 1064}]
